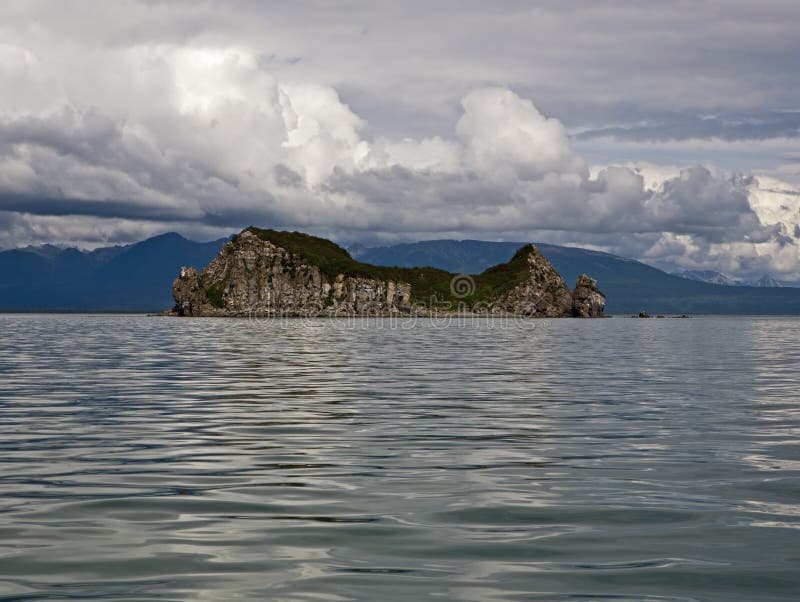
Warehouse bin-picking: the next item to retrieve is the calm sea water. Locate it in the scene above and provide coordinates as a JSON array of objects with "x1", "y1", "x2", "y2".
[{"x1": 0, "y1": 314, "x2": 798, "y2": 601}]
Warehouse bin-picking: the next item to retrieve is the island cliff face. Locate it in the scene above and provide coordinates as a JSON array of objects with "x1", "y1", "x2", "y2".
[
  {"x1": 171, "y1": 228, "x2": 605, "y2": 317},
  {"x1": 571, "y1": 274, "x2": 606, "y2": 318},
  {"x1": 173, "y1": 230, "x2": 411, "y2": 316},
  {"x1": 496, "y1": 245, "x2": 574, "y2": 317}
]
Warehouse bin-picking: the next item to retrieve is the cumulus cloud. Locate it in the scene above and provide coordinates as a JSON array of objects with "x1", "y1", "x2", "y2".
[
  {"x1": 0, "y1": 39, "x2": 797, "y2": 280},
  {"x1": 591, "y1": 167, "x2": 800, "y2": 282},
  {"x1": 456, "y1": 88, "x2": 586, "y2": 180}
]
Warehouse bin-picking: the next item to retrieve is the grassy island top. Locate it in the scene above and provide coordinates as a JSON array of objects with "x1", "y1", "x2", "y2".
[{"x1": 237, "y1": 227, "x2": 544, "y2": 305}]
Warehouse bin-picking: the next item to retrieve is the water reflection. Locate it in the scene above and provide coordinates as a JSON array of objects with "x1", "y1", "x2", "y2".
[{"x1": 0, "y1": 314, "x2": 798, "y2": 600}]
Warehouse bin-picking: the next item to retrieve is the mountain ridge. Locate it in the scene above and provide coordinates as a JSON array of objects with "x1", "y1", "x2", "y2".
[
  {"x1": 1, "y1": 232, "x2": 799, "y2": 314},
  {"x1": 672, "y1": 269, "x2": 792, "y2": 288},
  {"x1": 0, "y1": 233, "x2": 228, "y2": 311}
]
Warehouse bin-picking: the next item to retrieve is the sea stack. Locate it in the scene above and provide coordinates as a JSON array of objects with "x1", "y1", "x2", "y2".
[{"x1": 571, "y1": 274, "x2": 606, "y2": 317}]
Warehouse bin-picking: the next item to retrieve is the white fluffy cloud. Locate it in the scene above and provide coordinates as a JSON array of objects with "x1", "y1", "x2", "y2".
[
  {"x1": 0, "y1": 41, "x2": 797, "y2": 281},
  {"x1": 456, "y1": 88, "x2": 586, "y2": 180}
]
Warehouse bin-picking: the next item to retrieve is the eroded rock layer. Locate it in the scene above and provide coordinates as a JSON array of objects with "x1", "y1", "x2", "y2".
[{"x1": 173, "y1": 231, "x2": 411, "y2": 316}]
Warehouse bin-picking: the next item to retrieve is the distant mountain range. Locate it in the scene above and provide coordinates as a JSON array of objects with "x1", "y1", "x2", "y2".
[
  {"x1": 1, "y1": 233, "x2": 799, "y2": 314},
  {"x1": 673, "y1": 269, "x2": 789, "y2": 288},
  {"x1": 0, "y1": 233, "x2": 226, "y2": 311}
]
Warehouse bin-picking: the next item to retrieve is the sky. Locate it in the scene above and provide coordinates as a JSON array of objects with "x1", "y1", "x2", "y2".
[{"x1": 0, "y1": 0, "x2": 799, "y2": 282}]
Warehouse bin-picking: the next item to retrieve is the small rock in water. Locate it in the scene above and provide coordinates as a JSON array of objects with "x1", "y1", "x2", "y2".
[{"x1": 571, "y1": 274, "x2": 606, "y2": 317}]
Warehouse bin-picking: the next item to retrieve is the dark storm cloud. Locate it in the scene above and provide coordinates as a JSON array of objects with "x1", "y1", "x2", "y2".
[
  {"x1": 0, "y1": 194, "x2": 187, "y2": 221},
  {"x1": 0, "y1": 0, "x2": 798, "y2": 279},
  {"x1": 3, "y1": 0, "x2": 799, "y2": 137},
  {"x1": 0, "y1": 194, "x2": 286, "y2": 229},
  {"x1": 324, "y1": 163, "x2": 768, "y2": 245}
]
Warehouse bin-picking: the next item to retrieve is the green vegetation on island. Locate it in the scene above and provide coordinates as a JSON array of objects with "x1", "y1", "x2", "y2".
[
  {"x1": 240, "y1": 226, "x2": 536, "y2": 307},
  {"x1": 171, "y1": 226, "x2": 604, "y2": 317}
]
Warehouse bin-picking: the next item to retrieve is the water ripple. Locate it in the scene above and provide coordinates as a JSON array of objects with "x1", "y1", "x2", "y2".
[{"x1": 0, "y1": 315, "x2": 798, "y2": 600}]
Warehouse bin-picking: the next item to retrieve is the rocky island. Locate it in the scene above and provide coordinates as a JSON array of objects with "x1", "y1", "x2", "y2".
[{"x1": 171, "y1": 227, "x2": 605, "y2": 317}]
